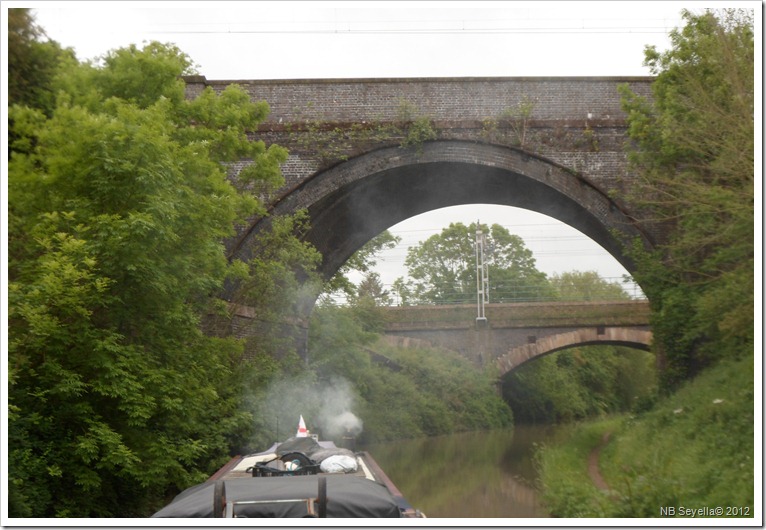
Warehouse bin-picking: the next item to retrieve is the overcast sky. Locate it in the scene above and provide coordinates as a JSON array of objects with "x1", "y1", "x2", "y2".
[
  {"x1": 31, "y1": 1, "x2": 694, "y2": 79},
  {"x1": 12, "y1": 1, "x2": 755, "y2": 291}
]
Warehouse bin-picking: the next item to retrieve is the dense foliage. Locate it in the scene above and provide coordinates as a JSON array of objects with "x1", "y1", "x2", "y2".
[
  {"x1": 548, "y1": 271, "x2": 633, "y2": 301},
  {"x1": 307, "y1": 304, "x2": 514, "y2": 443},
  {"x1": 219, "y1": 299, "x2": 513, "y2": 450},
  {"x1": 323, "y1": 230, "x2": 400, "y2": 303},
  {"x1": 504, "y1": 346, "x2": 657, "y2": 424},
  {"x1": 7, "y1": 8, "x2": 74, "y2": 114},
  {"x1": 8, "y1": 31, "x2": 290, "y2": 516},
  {"x1": 502, "y1": 274, "x2": 654, "y2": 425},
  {"x1": 226, "y1": 211, "x2": 324, "y2": 364},
  {"x1": 619, "y1": 9, "x2": 754, "y2": 388}
]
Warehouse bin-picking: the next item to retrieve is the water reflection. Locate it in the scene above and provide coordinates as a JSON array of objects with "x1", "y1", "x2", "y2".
[{"x1": 364, "y1": 426, "x2": 558, "y2": 518}]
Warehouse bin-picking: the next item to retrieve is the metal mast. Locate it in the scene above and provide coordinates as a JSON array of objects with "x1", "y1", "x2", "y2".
[{"x1": 475, "y1": 222, "x2": 489, "y2": 323}]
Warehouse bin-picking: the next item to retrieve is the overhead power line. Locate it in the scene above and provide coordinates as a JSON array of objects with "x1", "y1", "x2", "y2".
[
  {"x1": 153, "y1": 26, "x2": 675, "y2": 35},
  {"x1": 147, "y1": 15, "x2": 684, "y2": 36}
]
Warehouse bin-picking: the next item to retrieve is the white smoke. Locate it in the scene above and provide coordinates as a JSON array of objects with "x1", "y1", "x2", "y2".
[
  {"x1": 315, "y1": 378, "x2": 364, "y2": 438},
  {"x1": 257, "y1": 374, "x2": 363, "y2": 441},
  {"x1": 324, "y1": 410, "x2": 364, "y2": 438}
]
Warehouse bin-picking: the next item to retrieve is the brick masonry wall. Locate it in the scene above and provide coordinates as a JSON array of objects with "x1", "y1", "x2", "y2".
[
  {"x1": 185, "y1": 76, "x2": 652, "y2": 123},
  {"x1": 384, "y1": 325, "x2": 652, "y2": 366},
  {"x1": 185, "y1": 75, "x2": 654, "y2": 199},
  {"x1": 184, "y1": 76, "x2": 654, "y2": 214},
  {"x1": 185, "y1": 75, "x2": 663, "y2": 281}
]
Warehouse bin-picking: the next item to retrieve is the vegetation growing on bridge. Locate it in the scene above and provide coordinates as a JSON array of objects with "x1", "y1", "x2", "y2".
[
  {"x1": 285, "y1": 98, "x2": 438, "y2": 166},
  {"x1": 480, "y1": 95, "x2": 536, "y2": 148}
]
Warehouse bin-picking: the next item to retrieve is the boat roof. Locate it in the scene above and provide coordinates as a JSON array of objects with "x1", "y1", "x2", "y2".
[
  {"x1": 153, "y1": 436, "x2": 424, "y2": 518},
  {"x1": 152, "y1": 475, "x2": 402, "y2": 518}
]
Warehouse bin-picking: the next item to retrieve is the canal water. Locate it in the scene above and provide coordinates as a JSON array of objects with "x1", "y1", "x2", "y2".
[{"x1": 363, "y1": 426, "x2": 561, "y2": 518}]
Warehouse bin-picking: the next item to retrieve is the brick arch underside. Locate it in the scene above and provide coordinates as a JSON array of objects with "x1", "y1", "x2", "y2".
[
  {"x1": 496, "y1": 328, "x2": 654, "y2": 378},
  {"x1": 233, "y1": 141, "x2": 647, "y2": 280}
]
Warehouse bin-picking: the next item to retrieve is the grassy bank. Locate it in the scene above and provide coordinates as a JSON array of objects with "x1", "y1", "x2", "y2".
[{"x1": 536, "y1": 352, "x2": 756, "y2": 518}]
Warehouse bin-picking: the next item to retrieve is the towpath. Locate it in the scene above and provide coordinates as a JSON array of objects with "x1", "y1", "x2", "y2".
[{"x1": 587, "y1": 432, "x2": 611, "y2": 491}]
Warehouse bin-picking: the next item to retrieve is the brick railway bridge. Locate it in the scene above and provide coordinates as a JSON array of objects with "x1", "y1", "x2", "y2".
[
  {"x1": 185, "y1": 75, "x2": 659, "y2": 361},
  {"x1": 380, "y1": 300, "x2": 651, "y2": 378}
]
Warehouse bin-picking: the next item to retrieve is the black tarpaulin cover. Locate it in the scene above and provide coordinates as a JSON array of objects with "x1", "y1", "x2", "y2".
[
  {"x1": 276, "y1": 436, "x2": 321, "y2": 456},
  {"x1": 151, "y1": 476, "x2": 402, "y2": 518}
]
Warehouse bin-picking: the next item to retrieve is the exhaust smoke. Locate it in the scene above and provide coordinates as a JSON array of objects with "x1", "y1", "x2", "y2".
[{"x1": 256, "y1": 373, "x2": 363, "y2": 442}]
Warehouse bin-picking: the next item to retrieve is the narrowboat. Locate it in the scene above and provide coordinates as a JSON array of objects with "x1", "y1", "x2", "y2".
[{"x1": 152, "y1": 417, "x2": 425, "y2": 518}]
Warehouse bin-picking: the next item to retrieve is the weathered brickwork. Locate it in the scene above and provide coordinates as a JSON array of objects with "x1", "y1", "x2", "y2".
[
  {"x1": 185, "y1": 76, "x2": 653, "y2": 193},
  {"x1": 384, "y1": 300, "x2": 651, "y2": 331},
  {"x1": 184, "y1": 75, "x2": 659, "y2": 291},
  {"x1": 495, "y1": 327, "x2": 653, "y2": 376},
  {"x1": 186, "y1": 76, "x2": 651, "y2": 122}
]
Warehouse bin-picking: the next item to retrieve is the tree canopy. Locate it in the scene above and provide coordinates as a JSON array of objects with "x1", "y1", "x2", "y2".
[
  {"x1": 393, "y1": 222, "x2": 553, "y2": 305},
  {"x1": 619, "y1": 8, "x2": 754, "y2": 387},
  {"x1": 323, "y1": 230, "x2": 400, "y2": 302},
  {"x1": 8, "y1": 38, "x2": 291, "y2": 516},
  {"x1": 549, "y1": 271, "x2": 632, "y2": 301},
  {"x1": 7, "y1": 8, "x2": 74, "y2": 114}
]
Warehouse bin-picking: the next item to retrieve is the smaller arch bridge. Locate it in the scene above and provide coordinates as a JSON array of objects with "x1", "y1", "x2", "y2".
[
  {"x1": 495, "y1": 327, "x2": 653, "y2": 378},
  {"x1": 381, "y1": 300, "x2": 652, "y2": 370}
]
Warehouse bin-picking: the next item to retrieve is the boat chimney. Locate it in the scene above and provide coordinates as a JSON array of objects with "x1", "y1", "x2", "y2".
[{"x1": 341, "y1": 428, "x2": 357, "y2": 452}]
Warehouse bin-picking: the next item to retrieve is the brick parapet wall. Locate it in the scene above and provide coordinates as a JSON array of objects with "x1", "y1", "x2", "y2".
[
  {"x1": 184, "y1": 76, "x2": 653, "y2": 123},
  {"x1": 384, "y1": 300, "x2": 651, "y2": 331}
]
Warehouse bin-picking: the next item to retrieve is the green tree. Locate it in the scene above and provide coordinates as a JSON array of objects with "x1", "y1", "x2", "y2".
[
  {"x1": 395, "y1": 222, "x2": 553, "y2": 305},
  {"x1": 549, "y1": 271, "x2": 632, "y2": 301},
  {"x1": 355, "y1": 271, "x2": 392, "y2": 306},
  {"x1": 308, "y1": 304, "x2": 377, "y2": 385},
  {"x1": 8, "y1": 41, "x2": 291, "y2": 517},
  {"x1": 7, "y1": 8, "x2": 74, "y2": 114},
  {"x1": 226, "y1": 211, "x2": 324, "y2": 365},
  {"x1": 619, "y1": 9, "x2": 754, "y2": 387},
  {"x1": 347, "y1": 272, "x2": 392, "y2": 334},
  {"x1": 503, "y1": 346, "x2": 657, "y2": 424},
  {"x1": 307, "y1": 305, "x2": 513, "y2": 442}
]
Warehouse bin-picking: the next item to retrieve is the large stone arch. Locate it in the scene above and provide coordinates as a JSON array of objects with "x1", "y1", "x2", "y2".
[
  {"x1": 229, "y1": 140, "x2": 653, "y2": 282},
  {"x1": 496, "y1": 327, "x2": 653, "y2": 378}
]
